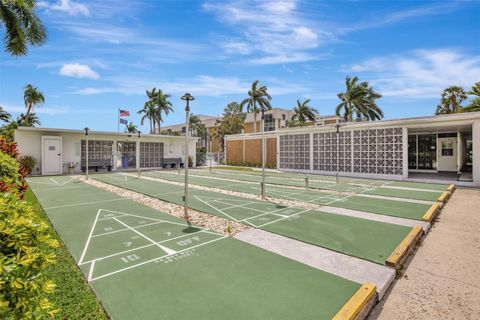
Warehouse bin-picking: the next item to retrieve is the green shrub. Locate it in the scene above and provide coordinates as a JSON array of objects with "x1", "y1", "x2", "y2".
[
  {"x1": 0, "y1": 192, "x2": 60, "y2": 319},
  {"x1": 18, "y1": 155, "x2": 37, "y2": 175},
  {"x1": 0, "y1": 152, "x2": 22, "y2": 195}
]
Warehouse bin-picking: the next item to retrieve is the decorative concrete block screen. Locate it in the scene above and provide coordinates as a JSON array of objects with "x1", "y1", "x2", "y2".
[
  {"x1": 313, "y1": 131, "x2": 352, "y2": 172},
  {"x1": 279, "y1": 134, "x2": 310, "y2": 170},
  {"x1": 81, "y1": 140, "x2": 113, "y2": 161},
  {"x1": 280, "y1": 127, "x2": 403, "y2": 175},
  {"x1": 352, "y1": 128, "x2": 403, "y2": 175},
  {"x1": 140, "y1": 142, "x2": 164, "y2": 168}
]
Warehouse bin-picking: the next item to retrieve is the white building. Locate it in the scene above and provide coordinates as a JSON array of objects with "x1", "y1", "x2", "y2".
[
  {"x1": 225, "y1": 112, "x2": 480, "y2": 186},
  {"x1": 15, "y1": 127, "x2": 198, "y2": 176}
]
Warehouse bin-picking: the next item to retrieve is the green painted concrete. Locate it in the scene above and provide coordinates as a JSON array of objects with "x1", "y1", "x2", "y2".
[{"x1": 28, "y1": 177, "x2": 361, "y2": 320}]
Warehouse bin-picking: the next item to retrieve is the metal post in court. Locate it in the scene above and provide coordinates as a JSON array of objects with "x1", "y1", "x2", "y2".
[
  {"x1": 84, "y1": 127, "x2": 89, "y2": 180},
  {"x1": 181, "y1": 93, "x2": 195, "y2": 219}
]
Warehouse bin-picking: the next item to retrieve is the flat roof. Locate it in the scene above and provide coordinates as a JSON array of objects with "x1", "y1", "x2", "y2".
[{"x1": 15, "y1": 126, "x2": 199, "y2": 140}]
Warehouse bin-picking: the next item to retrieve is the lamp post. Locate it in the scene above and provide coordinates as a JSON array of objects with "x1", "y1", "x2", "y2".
[
  {"x1": 336, "y1": 124, "x2": 340, "y2": 184},
  {"x1": 137, "y1": 131, "x2": 141, "y2": 178},
  {"x1": 84, "y1": 127, "x2": 89, "y2": 180},
  {"x1": 181, "y1": 93, "x2": 195, "y2": 220},
  {"x1": 261, "y1": 109, "x2": 266, "y2": 199}
]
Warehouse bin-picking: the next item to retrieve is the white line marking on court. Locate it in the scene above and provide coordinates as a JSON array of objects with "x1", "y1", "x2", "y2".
[
  {"x1": 88, "y1": 260, "x2": 95, "y2": 281},
  {"x1": 79, "y1": 209, "x2": 101, "y2": 265},
  {"x1": 113, "y1": 217, "x2": 177, "y2": 255},
  {"x1": 91, "y1": 221, "x2": 164, "y2": 238},
  {"x1": 254, "y1": 208, "x2": 311, "y2": 228},
  {"x1": 44, "y1": 198, "x2": 127, "y2": 210},
  {"x1": 90, "y1": 235, "x2": 227, "y2": 282},
  {"x1": 194, "y1": 196, "x2": 240, "y2": 222}
]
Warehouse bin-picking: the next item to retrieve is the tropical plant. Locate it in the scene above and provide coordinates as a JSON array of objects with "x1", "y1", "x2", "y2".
[
  {"x1": 213, "y1": 102, "x2": 246, "y2": 152},
  {"x1": 189, "y1": 114, "x2": 207, "y2": 139},
  {"x1": 144, "y1": 88, "x2": 173, "y2": 133},
  {"x1": 435, "y1": 86, "x2": 468, "y2": 115},
  {"x1": 0, "y1": 0, "x2": 47, "y2": 56},
  {"x1": 137, "y1": 103, "x2": 157, "y2": 134},
  {"x1": 23, "y1": 84, "x2": 44, "y2": 126},
  {"x1": 17, "y1": 112, "x2": 40, "y2": 127},
  {"x1": 0, "y1": 106, "x2": 11, "y2": 122},
  {"x1": 336, "y1": 76, "x2": 383, "y2": 121},
  {"x1": 291, "y1": 99, "x2": 319, "y2": 124},
  {"x1": 125, "y1": 122, "x2": 138, "y2": 133},
  {"x1": 239, "y1": 80, "x2": 272, "y2": 133},
  {"x1": 463, "y1": 82, "x2": 480, "y2": 112},
  {"x1": 0, "y1": 121, "x2": 18, "y2": 141},
  {"x1": 18, "y1": 154, "x2": 37, "y2": 175}
]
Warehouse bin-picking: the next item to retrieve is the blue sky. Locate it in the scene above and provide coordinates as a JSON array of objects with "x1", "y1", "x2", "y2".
[{"x1": 1, "y1": 0, "x2": 479, "y2": 132}]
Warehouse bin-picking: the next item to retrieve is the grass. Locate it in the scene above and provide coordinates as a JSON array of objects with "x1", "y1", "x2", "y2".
[
  {"x1": 24, "y1": 188, "x2": 109, "y2": 320},
  {"x1": 216, "y1": 165, "x2": 255, "y2": 172}
]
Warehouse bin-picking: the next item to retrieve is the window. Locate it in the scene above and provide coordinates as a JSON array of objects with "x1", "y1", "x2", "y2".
[
  {"x1": 282, "y1": 114, "x2": 286, "y2": 120},
  {"x1": 263, "y1": 114, "x2": 275, "y2": 132},
  {"x1": 181, "y1": 127, "x2": 186, "y2": 133},
  {"x1": 140, "y1": 142, "x2": 164, "y2": 168},
  {"x1": 441, "y1": 140, "x2": 454, "y2": 156}
]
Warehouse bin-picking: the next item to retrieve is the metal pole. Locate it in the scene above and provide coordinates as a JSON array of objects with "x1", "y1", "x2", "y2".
[
  {"x1": 137, "y1": 131, "x2": 141, "y2": 178},
  {"x1": 117, "y1": 108, "x2": 119, "y2": 133},
  {"x1": 305, "y1": 174, "x2": 309, "y2": 189},
  {"x1": 261, "y1": 109, "x2": 266, "y2": 199},
  {"x1": 84, "y1": 128, "x2": 89, "y2": 180},
  {"x1": 184, "y1": 104, "x2": 190, "y2": 219},
  {"x1": 336, "y1": 124, "x2": 340, "y2": 184}
]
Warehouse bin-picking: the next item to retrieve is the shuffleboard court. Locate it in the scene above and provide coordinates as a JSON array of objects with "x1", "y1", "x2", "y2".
[
  {"x1": 206, "y1": 167, "x2": 451, "y2": 191},
  {"x1": 141, "y1": 170, "x2": 433, "y2": 221},
  {"x1": 188, "y1": 169, "x2": 446, "y2": 201},
  {"x1": 28, "y1": 176, "x2": 364, "y2": 320},
  {"x1": 92, "y1": 173, "x2": 418, "y2": 265}
]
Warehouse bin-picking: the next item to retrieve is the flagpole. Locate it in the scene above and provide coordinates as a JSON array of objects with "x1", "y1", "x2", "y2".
[{"x1": 117, "y1": 108, "x2": 120, "y2": 132}]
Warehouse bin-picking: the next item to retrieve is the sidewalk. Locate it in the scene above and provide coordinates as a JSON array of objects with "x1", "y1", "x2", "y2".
[{"x1": 369, "y1": 187, "x2": 480, "y2": 320}]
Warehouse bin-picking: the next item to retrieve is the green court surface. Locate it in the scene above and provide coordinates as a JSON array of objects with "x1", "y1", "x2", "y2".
[
  {"x1": 210, "y1": 167, "x2": 450, "y2": 191},
  {"x1": 27, "y1": 176, "x2": 362, "y2": 320},
  {"x1": 92, "y1": 173, "x2": 415, "y2": 264},
  {"x1": 188, "y1": 169, "x2": 445, "y2": 201},
  {"x1": 141, "y1": 170, "x2": 432, "y2": 221}
]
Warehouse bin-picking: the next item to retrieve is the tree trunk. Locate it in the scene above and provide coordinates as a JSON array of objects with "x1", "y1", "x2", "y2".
[
  {"x1": 149, "y1": 118, "x2": 152, "y2": 134},
  {"x1": 253, "y1": 112, "x2": 257, "y2": 133},
  {"x1": 24, "y1": 102, "x2": 33, "y2": 126}
]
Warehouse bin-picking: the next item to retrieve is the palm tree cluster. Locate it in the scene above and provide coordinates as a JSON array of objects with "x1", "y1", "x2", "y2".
[
  {"x1": 288, "y1": 99, "x2": 319, "y2": 127},
  {"x1": 137, "y1": 88, "x2": 173, "y2": 134},
  {"x1": 213, "y1": 102, "x2": 246, "y2": 151},
  {"x1": 0, "y1": 84, "x2": 43, "y2": 126},
  {"x1": 436, "y1": 83, "x2": 480, "y2": 114},
  {"x1": 336, "y1": 76, "x2": 383, "y2": 122},
  {"x1": 189, "y1": 114, "x2": 207, "y2": 139},
  {"x1": 239, "y1": 80, "x2": 272, "y2": 133},
  {"x1": 0, "y1": 0, "x2": 47, "y2": 56}
]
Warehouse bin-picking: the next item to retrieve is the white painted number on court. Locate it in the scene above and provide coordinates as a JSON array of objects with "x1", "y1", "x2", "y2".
[
  {"x1": 124, "y1": 241, "x2": 132, "y2": 247},
  {"x1": 176, "y1": 236, "x2": 200, "y2": 246},
  {"x1": 121, "y1": 254, "x2": 140, "y2": 263}
]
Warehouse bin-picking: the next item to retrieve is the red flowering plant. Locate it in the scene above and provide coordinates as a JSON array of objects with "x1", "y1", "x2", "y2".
[{"x1": 0, "y1": 136, "x2": 27, "y2": 197}]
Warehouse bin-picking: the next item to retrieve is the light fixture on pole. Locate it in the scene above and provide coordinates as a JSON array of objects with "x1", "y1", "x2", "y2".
[
  {"x1": 336, "y1": 124, "x2": 340, "y2": 184},
  {"x1": 84, "y1": 127, "x2": 89, "y2": 180},
  {"x1": 261, "y1": 109, "x2": 266, "y2": 199},
  {"x1": 181, "y1": 93, "x2": 195, "y2": 220},
  {"x1": 137, "y1": 131, "x2": 141, "y2": 178}
]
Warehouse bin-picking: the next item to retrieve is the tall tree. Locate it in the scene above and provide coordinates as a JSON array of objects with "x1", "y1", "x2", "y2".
[
  {"x1": 239, "y1": 80, "x2": 272, "y2": 133},
  {"x1": 336, "y1": 76, "x2": 383, "y2": 121},
  {"x1": 0, "y1": 0, "x2": 47, "y2": 56},
  {"x1": 137, "y1": 103, "x2": 157, "y2": 134},
  {"x1": 435, "y1": 86, "x2": 467, "y2": 115},
  {"x1": 291, "y1": 99, "x2": 319, "y2": 124},
  {"x1": 463, "y1": 82, "x2": 480, "y2": 112},
  {"x1": 0, "y1": 106, "x2": 11, "y2": 122},
  {"x1": 17, "y1": 112, "x2": 40, "y2": 126},
  {"x1": 125, "y1": 122, "x2": 138, "y2": 133},
  {"x1": 213, "y1": 102, "x2": 246, "y2": 152},
  {"x1": 189, "y1": 113, "x2": 206, "y2": 139},
  {"x1": 144, "y1": 88, "x2": 173, "y2": 133},
  {"x1": 23, "y1": 84, "x2": 44, "y2": 126}
]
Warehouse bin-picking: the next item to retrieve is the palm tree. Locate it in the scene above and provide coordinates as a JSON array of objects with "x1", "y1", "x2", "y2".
[
  {"x1": 144, "y1": 88, "x2": 173, "y2": 133},
  {"x1": 463, "y1": 82, "x2": 480, "y2": 112},
  {"x1": 213, "y1": 102, "x2": 246, "y2": 152},
  {"x1": 137, "y1": 103, "x2": 157, "y2": 134},
  {"x1": 435, "y1": 86, "x2": 467, "y2": 115},
  {"x1": 240, "y1": 80, "x2": 272, "y2": 133},
  {"x1": 336, "y1": 76, "x2": 383, "y2": 122},
  {"x1": 125, "y1": 122, "x2": 138, "y2": 133},
  {"x1": 189, "y1": 114, "x2": 206, "y2": 139},
  {"x1": 291, "y1": 99, "x2": 319, "y2": 124},
  {"x1": 17, "y1": 112, "x2": 40, "y2": 127},
  {"x1": 0, "y1": 0, "x2": 47, "y2": 56},
  {"x1": 0, "y1": 106, "x2": 11, "y2": 122},
  {"x1": 23, "y1": 84, "x2": 44, "y2": 126}
]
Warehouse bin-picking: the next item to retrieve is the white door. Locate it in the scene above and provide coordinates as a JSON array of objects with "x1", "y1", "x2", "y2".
[
  {"x1": 43, "y1": 138, "x2": 62, "y2": 175},
  {"x1": 438, "y1": 137, "x2": 457, "y2": 172}
]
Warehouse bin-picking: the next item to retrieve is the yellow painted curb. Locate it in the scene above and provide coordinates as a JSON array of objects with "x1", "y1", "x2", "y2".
[
  {"x1": 447, "y1": 184, "x2": 455, "y2": 192},
  {"x1": 437, "y1": 191, "x2": 450, "y2": 202},
  {"x1": 386, "y1": 226, "x2": 423, "y2": 268},
  {"x1": 332, "y1": 283, "x2": 377, "y2": 320},
  {"x1": 422, "y1": 203, "x2": 441, "y2": 222}
]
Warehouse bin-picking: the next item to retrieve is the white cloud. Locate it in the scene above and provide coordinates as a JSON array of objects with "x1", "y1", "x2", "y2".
[
  {"x1": 203, "y1": 0, "x2": 330, "y2": 64},
  {"x1": 38, "y1": 0, "x2": 90, "y2": 16},
  {"x1": 344, "y1": 49, "x2": 480, "y2": 100},
  {"x1": 59, "y1": 63, "x2": 100, "y2": 79},
  {"x1": 2, "y1": 103, "x2": 71, "y2": 115}
]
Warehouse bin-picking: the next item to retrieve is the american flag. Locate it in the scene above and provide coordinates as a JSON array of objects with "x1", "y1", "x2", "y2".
[
  {"x1": 119, "y1": 118, "x2": 128, "y2": 124},
  {"x1": 119, "y1": 109, "x2": 130, "y2": 116}
]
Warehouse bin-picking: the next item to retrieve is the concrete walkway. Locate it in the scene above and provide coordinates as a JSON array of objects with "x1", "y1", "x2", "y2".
[
  {"x1": 235, "y1": 228, "x2": 395, "y2": 299},
  {"x1": 369, "y1": 188, "x2": 480, "y2": 319}
]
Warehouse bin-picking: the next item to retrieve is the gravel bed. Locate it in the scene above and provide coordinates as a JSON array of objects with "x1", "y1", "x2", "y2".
[{"x1": 77, "y1": 176, "x2": 249, "y2": 236}]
